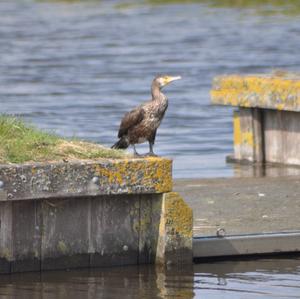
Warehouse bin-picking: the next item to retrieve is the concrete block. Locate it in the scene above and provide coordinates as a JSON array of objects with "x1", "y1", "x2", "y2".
[{"x1": 156, "y1": 192, "x2": 193, "y2": 266}]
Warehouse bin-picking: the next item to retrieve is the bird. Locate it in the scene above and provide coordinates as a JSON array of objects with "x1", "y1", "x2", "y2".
[{"x1": 111, "y1": 75, "x2": 181, "y2": 156}]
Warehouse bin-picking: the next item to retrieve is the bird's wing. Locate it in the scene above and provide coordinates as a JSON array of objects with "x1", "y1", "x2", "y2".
[{"x1": 118, "y1": 106, "x2": 145, "y2": 138}]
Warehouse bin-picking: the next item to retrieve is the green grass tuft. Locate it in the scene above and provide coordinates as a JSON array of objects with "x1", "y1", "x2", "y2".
[{"x1": 0, "y1": 115, "x2": 126, "y2": 164}]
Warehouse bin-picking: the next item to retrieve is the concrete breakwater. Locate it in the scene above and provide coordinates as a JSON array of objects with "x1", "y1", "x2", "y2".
[
  {"x1": 0, "y1": 158, "x2": 192, "y2": 274},
  {"x1": 211, "y1": 73, "x2": 300, "y2": 165}
]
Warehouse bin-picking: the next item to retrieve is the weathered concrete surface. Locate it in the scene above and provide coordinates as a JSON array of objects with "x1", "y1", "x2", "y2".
[
  {"x1": 174, "y1": 177, "x2": 300, "y2": 237},
  {"x1": 156, "y1": 192, "x2": 193, "y2": 266},
  {"x1": 211, "y1": 73, "x2": 300, "y2": 112},
  {"x1": 0, "y1": 157, "x2": 172, "y2": 201}
]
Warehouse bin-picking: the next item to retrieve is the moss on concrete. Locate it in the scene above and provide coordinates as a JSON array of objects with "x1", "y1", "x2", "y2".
[
  {"x1": 0, "y1": 116, "x2": 126, "y2": 164},
  {"x1": 211, "y1": 73, "x2": 300, "y2": 112}
]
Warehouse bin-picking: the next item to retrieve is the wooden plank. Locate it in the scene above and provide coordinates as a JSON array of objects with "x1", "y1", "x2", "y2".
[
  {"x1": 41, "y1": 197, "x2": 90, "y2": 270},
  {"x1": 237, "y1": 108, "x2": 255, "y2": 161},
  {"x1": 90, "y1": 195, "x2": 140, "y2": 267},
  {"x1": 233, "y1": 110, "x2": 242, "y2": 160},
  {"x1": 138, "y1": 194, "x2": 162, "y2": 264},
  {"x1": 252, "y1": 108, "x2": 264, "y2": 163},
  {"x1": 264, "y1": 110, "x2": 300, "y2": 165},
  {"x1": 0, "y1": 202, "x2": 12, "y2": 274},
  {"x1": 11, "y1": 200, "x2": 41, "y2": 273},
  {"x1": 232, "y1": 108, "x2": 264, "y2": 163}
]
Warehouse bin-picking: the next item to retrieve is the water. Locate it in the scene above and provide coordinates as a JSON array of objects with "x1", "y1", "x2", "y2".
[
  {"x1": 2, "y1": 0, "x2": 300, "y2": 178},
  {"x1": 0, "y1": 258, "x2": 300, "y2": 298}
]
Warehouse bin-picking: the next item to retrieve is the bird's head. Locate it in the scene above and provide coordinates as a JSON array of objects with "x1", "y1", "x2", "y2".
[{"x1": 153, "y1": 75, "x2": 181, "y2": 89}]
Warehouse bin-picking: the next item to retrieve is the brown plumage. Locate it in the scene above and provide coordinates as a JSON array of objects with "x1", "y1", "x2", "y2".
[{"x1": 112, "y1": 75, "x2": 181, "y2": 156}]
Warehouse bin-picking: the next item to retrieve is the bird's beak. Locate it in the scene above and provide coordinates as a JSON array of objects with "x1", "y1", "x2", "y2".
[
  {"x1": 163, "y1": 76, "x2": 182, "y2": 86},
  {"x1": 167, "y1": 76, "x2": 182, "y2": 83}
]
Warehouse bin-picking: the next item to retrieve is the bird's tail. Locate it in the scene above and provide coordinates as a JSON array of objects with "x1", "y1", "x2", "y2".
[{"x1": 111, "y1": 138, "x2": 129, "y2": 149}]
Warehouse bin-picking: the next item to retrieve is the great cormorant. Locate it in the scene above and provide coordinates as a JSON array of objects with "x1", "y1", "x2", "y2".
[{"x1": 112, "y1": 75, "x2": 181, "y2": 156}]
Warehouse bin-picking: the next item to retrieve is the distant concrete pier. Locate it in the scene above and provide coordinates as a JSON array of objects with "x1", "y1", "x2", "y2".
[{"x1": 211, "y1": 73, "x2": 300, "y2": 165}]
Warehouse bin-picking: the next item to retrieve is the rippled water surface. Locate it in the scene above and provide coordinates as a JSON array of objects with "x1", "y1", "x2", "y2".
[
  {"x1": 1, "y1": 258, "x2": 300, "y2": 299},
  {"x1": 1, "y1": 0, "x2": 300, "y2": 177}
]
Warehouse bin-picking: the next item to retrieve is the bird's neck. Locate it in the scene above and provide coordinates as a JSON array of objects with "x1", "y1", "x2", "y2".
[{"x1": 151, "y1": 84, "x2": 165, "y2": 101}]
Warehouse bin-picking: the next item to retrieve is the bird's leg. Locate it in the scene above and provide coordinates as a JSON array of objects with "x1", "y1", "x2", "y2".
[
  {"x1": 147, "y1": 142, "x2": 157, "y2": 157},
  {"x1": 133, "y1": 145, "x2": 141, "y2": 157}
]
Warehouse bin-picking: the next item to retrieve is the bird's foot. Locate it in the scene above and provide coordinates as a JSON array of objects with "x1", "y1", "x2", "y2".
[{"x1": 145, "y1": 152, "x2": 158, "y2": 157}]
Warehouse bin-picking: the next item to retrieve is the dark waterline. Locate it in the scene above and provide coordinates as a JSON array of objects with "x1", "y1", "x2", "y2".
[
  {"x1": 1, "y1": 258, "x2": 300, "y2": 299},
  {"x1": 1, "y1": 0, "x2": 300, "y2": 178}
]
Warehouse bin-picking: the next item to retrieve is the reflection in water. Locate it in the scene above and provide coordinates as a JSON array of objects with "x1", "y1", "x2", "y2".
[
  {"x1": 232, "y1": 162, "x2": 300, "y2": 178},
  {"x1": 0, "y1": 265, "x2": 194, "y2": 299},
  {"x1": 1, "y1": 258, "x2": 300, "y2": 298}
]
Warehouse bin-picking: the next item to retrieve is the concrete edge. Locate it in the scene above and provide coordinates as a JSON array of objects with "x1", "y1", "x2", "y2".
[{"x1": 0, "y1": 157, "x2": 173, "y2": 201}]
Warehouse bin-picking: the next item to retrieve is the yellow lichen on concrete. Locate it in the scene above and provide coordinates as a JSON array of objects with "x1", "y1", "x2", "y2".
[
  {"x1": 242, "y1": 131, "x2": 254, "y2": 147},
  {"x1": 233, "y1": 111, "x2": 242, "y2": 145},
  {"x1": 93, "y1": 157, "x2": 172, "y2": 194},
  {"x1": 233, "y1": 111, "x2": 253, "y2": 146},
  {"x1": 57, "y1": 241, "x2": 68, "y2": 254},
  {"x1": 211, "y1": 74, "x2": 300, "y2": 112},
  {"x1": 0, "y1": 248, "x2": 12, "y2": 261},
  {"x1": 156, "y1": 192, "x2": 193, "y2": 265},
  {"x1": 146, "y1": 157, "x2": 173, "y2": 193},
  {"x1": 162, "y1": 192, "x2": 193, "y2": 239}
]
